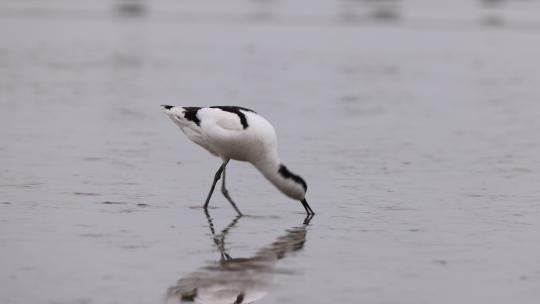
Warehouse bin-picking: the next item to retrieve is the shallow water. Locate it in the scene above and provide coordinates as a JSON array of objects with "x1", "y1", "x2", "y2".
[{"x1": 1, "y1": 3, "x2": 540, "y2": 304}]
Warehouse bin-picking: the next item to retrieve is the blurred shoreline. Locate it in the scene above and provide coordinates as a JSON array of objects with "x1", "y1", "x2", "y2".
[{"x1": 0, "y1": 0, "x2": 539, "y2": 32}]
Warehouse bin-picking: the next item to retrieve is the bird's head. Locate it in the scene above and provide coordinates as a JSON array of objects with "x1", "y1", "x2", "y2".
[
  {"x1": 273, "y1": 164, "x2": 314, "y2": 214},
  {"x1": 277, "y1": 164, "x2": 307, "y2": 201},
  {"x1": 161, "y1": 105, "x2": 201, "y2": 127}
]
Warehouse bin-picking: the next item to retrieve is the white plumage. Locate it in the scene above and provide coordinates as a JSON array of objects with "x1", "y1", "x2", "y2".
[{"x1": 161, "y1": 105, "x2": 314, "y2": 215}]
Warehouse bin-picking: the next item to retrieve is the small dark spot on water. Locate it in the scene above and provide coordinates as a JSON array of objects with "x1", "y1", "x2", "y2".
[
  {"x1": 119, "y1": 209, "x2": 136, "y2": 213},
  {"x1": 116, "y1": 1, "x2": 146, "y2": 17},
  {"x1": 2, "y1": 202, "x2": 10, "y2": 205},
  {"x1": 520, "y1": 275, "x2": 528, "y2": 281},
  {"x1": 112, "y1": 182, "x2": 138, "y2": 186},
  {"x1": 137, "y1": 203, "x2": 150, "y2": 207},
  {"x1": 511, "y1": 167, "x2": 531, "y2": 173},
  {"x1": 408, "y1": 228, "x2": 422, "y2": 232},
  {"x1": 101, "y1": 201, "x2": 127, "y2": 205},
  {"x1": 122, "y1": 244, "x2": 146, "y2": 249},
  {"x1": 369, "y1": 8, "x2": 401, "y2": 22},
  {"x1": 80, "y1": 233, "x2": 106, "y2": 238},
  {"x1": 82, "y1": 157, "x2": 103, "y2": 161},
  {"x1": 340, "y1": 95, "x2": 361, "y2": 103},
  {"x1": 189, "y1": 205, "x2": 218, "y2": 210},
  {"x1": 102, "y1": 274, "x2": 113, "y2": 280},
  {"x1": 75, "y1": 224, "x2": 95, "y2": 228},
  {"x1": 54, "y1": 298, "x2": 91, "y2": 304},
  {"x1": 14, "y1": 183, "x2": 42, "y2": 189},
  {"x1": 74, "y1": 192, "x2": 101, "y2": 196},
  {"x1": 381, "y1": 206, "x2": 417, "y2": 211},
  {"x1": 176, "y1": 161, "x2": 182, "y2": 165},
  {"x1": 434, "y1": 260, "x2": 448, "y2": 265},
  {"x1": 482, "y1": 15, "x2": 505, "y2": 27}
]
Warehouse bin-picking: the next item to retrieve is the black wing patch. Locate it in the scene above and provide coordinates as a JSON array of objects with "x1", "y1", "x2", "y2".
[
  {"x1": 278, "y1": 165, "x2": 307, "y2": 192},
  {"x1": 183, "y1": 107, "x2": 201, "y2": 126},
  {"x1": 210, "y1": 106, "x2": 256, "y2": 129}
]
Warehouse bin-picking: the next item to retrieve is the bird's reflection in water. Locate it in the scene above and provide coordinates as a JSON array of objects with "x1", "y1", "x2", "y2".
[{"x1": 166, "y1": 212, "x2": 313, "y2": 304}]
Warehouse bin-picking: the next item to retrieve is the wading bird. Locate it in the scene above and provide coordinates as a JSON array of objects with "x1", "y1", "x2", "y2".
[{"x1": 161, "y1": 105, "x2": 314, "y2": 216}]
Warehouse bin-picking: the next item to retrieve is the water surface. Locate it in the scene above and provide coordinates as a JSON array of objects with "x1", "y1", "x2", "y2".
[{"x1": 1, "y1": 3, "x2": 540, "y2": 304}]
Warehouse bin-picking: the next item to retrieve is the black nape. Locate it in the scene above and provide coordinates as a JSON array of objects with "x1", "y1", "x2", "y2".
[
  {"x1": 183, "y1": 107, "x2": 202, "y2": 126},
  {"x1": 161, "y1": 105, "x2": 174, "y2": 110},
  {"x1": 278, "y1": 164, "x2": 307, "y2": 191}
]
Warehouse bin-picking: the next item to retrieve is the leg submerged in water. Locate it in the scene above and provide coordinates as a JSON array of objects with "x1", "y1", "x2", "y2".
[{"x1": 204, "y1": 162, "x2": 226, "y2": 209}]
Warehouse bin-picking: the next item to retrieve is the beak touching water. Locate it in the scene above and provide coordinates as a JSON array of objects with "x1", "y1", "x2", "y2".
[{"x1": 301, "y1": 198, "x2": 315, "y2": 215}]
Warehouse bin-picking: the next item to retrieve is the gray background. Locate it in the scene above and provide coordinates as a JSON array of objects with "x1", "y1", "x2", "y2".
[{"x1": 1, "y1": 1, "x2": 540, "y2": 303}]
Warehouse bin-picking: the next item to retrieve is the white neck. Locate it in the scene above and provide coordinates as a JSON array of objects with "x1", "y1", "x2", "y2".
[
  {"x1": 253, "y1": 153, "x2": 305, "y2": 200},
  {"x1": 253, "y1": 152, "x2": 281, "y2": 185}
]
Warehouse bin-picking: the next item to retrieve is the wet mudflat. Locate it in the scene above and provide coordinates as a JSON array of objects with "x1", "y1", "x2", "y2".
[{"x1": 1, "y1": 4, "x2": 540, "y2": 304}]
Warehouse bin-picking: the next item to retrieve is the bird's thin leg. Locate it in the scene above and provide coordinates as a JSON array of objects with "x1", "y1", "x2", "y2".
[
  {"x1": 221, "y1": 162, "x2": 243, "y2": 216},
  {"x1": 203, "y1": 163, "x2": 226, "y2": 209}
]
